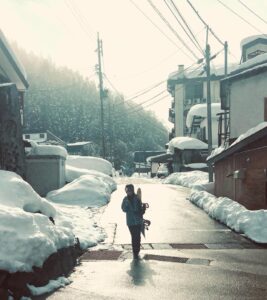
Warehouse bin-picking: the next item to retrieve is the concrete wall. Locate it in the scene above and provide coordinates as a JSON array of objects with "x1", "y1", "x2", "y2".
[
  {"x1": 174, "y1": 83, "x2": 185, "y2": 136},
  {"x1": 26, "y1": 155, "x2": 65, "y2": 197},
  {"x1": 245, "y1": 44, "x2": 267, "y2": 61},
  {"x1": 230, "y1": 71, "x2": 267, "y2": 139},
  {"x1": 203, "y1": 80, "x2": 221, "y2": 103}
]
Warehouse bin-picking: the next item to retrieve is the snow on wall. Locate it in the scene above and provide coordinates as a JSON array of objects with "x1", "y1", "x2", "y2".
[{"x1": 168, "y1": 136, "x2": 208, "y2": 154}]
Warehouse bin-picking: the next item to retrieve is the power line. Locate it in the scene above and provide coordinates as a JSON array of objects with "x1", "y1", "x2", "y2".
[
  {"x1": 130, "y1": 94, "x2": 170, "y2": 114},
  {"x1": 164, "y1": 0, "x2": 204, "y2": 55},
  {"x1": 217, "y1": 0, "x2": 267, "y2": 37},
  {"x1": 128, "y1": 0, "x2": 194, "y2": 61},
  {"x1": 238, "y1": 0, "x2": 267, "y2": 25},
  {"x1": 64, "y1": 0, "x2": 95, "y2": 43},
  {"x1": 186, "y1": 0, "x2": 224, "y2": 46},
  {"x1": 125, "y1": 80, "x2": 166, "y2": 101},
  {"x1": 147, "y1": 0, "x2": 200, "y2": 60}
]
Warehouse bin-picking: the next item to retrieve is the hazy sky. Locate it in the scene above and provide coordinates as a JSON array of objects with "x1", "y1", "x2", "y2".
[{"x1": 1, "y1": 0, "x2": 266, "y2": 128}]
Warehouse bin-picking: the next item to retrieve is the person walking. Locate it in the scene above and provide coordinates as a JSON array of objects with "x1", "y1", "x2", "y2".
[{"x1": 121, "y1": 184, "x2": 143, "y2": 259}]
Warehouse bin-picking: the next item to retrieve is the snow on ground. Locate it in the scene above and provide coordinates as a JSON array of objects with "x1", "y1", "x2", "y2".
[
  {"x1": 0, "y1": 170, "x2": 107, "y2": 273},
  {"x1": 66, "y1": 155, "x2": 112, "y2": 176},
  {"x1": 163, "y1": 171, "x2": 214, "y2": 193},
  {"x1": 28, "y1": 276, "x2": 71, "y2": 296},
  {"x1": 190, "y1": 190, "x2": 267, "y2": 243},
  {"x1": 46, "y1": 175, "x2": 112, "y2": 207},
  {"x1": 54, "y1": 203, "x2": 106, "y2": 249},
  {"x1": 164, "y1": 170, "x2": 267, "y2": 243}
]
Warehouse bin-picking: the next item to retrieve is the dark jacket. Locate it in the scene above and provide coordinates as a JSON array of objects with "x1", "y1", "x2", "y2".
[{"x1": 121, "y1": 195, "x2": 143, "y2": 226}]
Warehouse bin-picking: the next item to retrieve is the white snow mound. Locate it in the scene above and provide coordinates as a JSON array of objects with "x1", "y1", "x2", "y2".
[
  {"x1": 190, "y1": 190, "x2": 267, "y2": 243},
  {"x1": 66, "y1": 155, "x2": 112, "y2": 176},
  {"x1": 66, "y1": 165, "x2": 116, "y2": 191},
  {"x1": 168, "y1": 137, "x2": 208, "y2": 154},
  {"x1": 0, "y1": 171, "x2": 75, "y2": 273},
  {"x1": 46, "y1": 175, "x2": 111, "y2": 207}
]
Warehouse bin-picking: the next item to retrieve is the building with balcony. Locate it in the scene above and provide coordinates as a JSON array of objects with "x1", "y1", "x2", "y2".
[{"x1": 167, "y1": 64, "x2": 225, "y2": 140}]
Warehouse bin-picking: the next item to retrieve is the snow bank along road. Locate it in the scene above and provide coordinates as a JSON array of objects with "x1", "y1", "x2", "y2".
[{"x1": 42, "y1": 179, "x2": 267, "y2": 300}]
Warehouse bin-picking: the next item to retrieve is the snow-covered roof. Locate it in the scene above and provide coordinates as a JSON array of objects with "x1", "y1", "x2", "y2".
[
  {"x1": 240, "y1": 34, "x2": 267, "y2": 48},
  {"x1": 234, "y1": 52, "x2": 267, "y2": 73},
  {"x1": 27, "y1": 143, "x2": 68, "y2": 158},
  {"x1": 67, "y1": 141, "x2": 92, "y2": 147},
  {"x1": 168, "y1": 64, "x2": 237, "y2": 81},
  {"x1": 168, "y1": 136, "x2": 208, "y2": 154},
  {"x1": 207, "y1": 122, "x2": 267, "y2": 162},
  {"x1": 186, "y1": 103, "x2": 223, "y2": 128},
  {"x1": 0, "y1": 30, "x2": 29, "y2": 90}
]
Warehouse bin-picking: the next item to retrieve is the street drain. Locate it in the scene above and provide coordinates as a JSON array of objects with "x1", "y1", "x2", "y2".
[
  {"x1": 170, "y1": 243, "x2": 208, "y2": 249},
  {"x1": 144, "y1": 254, "x2": 188, "y2": 263},
  {"x1": 81, "y1": 250, "x2": 123, "y2": 261}
]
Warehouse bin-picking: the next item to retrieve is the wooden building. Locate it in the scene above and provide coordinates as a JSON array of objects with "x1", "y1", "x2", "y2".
[{"x1": 207, "y1": 124, "x2": 267, "y2": 210}]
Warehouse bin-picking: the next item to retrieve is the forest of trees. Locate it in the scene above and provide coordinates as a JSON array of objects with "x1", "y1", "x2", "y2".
[{"x1": 13, "y1": 44, "x2": 168, "y2": 170}]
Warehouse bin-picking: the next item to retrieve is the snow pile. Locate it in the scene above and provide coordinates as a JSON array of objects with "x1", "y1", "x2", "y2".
[
  {"x1": 54, "y1": 204, "x2": 106, "y2": 248},
  {"x1": 184, "y1": 163, "x2": 207, "y2": 169},
  {"x1": 190, "y1": 190, "x2": 267, "y2": 243},
  {"x1": 207, "y1": 145, "x2": 226, "y2": 160},
  {"x1": 46, "y1": 175, "x2": 111, "y2": 207},
  {"x1": 66, "y1": 165, "x2": 116, "y2": 191},
  {"x1": 163, "y1": 171, "x2": 213, "y2": 193},
  {"x1": 66, "y1": 155, "x2": 112, "y2": 176},
  {"x1": 0, "y1": 171, "x2": 75, "y2": 273},
  {"x1": 26, "y1": 141, "x2": 67, "y2": 158},
  {"x1": 186, "y1": 103, "x2": 223, "y2": 128},
  {"x1": 167, "y1": 137, "x2": 208, "y2": 154},
  {"x1": 28, "y1": 276, "x2": 70, "y2": 296}
]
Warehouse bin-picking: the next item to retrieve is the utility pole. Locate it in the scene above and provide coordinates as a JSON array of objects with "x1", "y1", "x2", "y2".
[
  {"x1": 205, "y1": 32, "x2": 213, "y2": 182},
  {"x1": 97, "y1": 32, "x2": 106, "y2": 159},
  {"x1": 224, "y1": 41, "x2": 228, "y2": 76}
]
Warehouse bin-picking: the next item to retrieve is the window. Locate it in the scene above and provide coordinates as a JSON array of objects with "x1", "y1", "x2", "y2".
[
  {"x1": 39, "y1": 133, "x2": 45, "y2": 138},
  {"x1": 185, "y1": 81, "x2": 203, "y2": 100},
  {"x1": 25, "y1": 134, "x2": 30, "y2": 139}
]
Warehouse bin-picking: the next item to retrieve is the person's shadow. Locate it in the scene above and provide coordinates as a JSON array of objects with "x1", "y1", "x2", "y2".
[{"x1": 127, "y1": 259, "x2": 156, "y2": 286}]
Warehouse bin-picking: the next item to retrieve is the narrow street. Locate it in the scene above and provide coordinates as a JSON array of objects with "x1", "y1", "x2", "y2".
[{"x1": 41, "y1": 178, "x2": 267, "y2": 299}]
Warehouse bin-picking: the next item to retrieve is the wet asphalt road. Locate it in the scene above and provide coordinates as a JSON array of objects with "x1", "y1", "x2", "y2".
[{"x1": 37, "y1": 178, "x2": 267, "y2": 300}]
